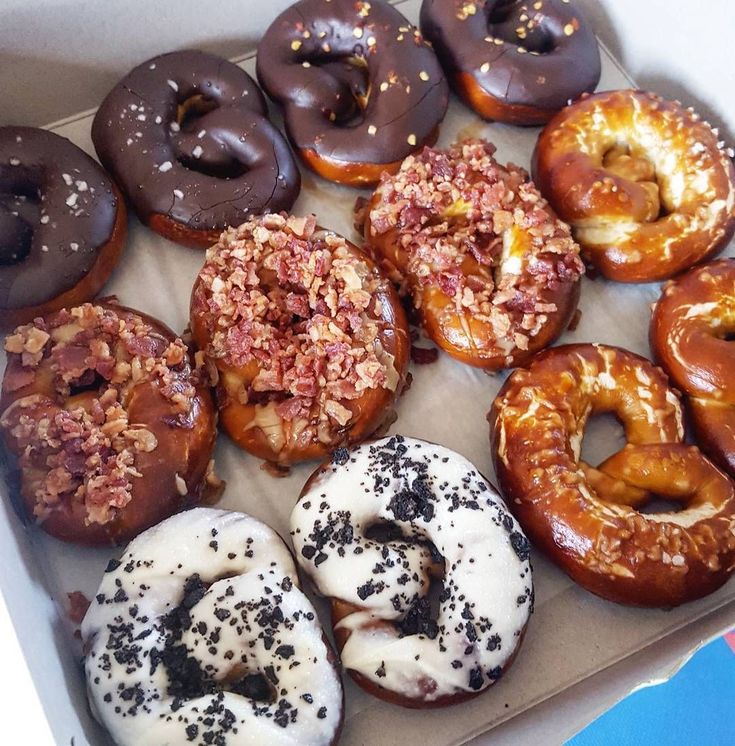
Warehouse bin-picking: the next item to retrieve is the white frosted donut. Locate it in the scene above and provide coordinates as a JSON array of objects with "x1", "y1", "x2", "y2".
[
  {"x1": 290, "y1": 436, "x2": 533, "y2": 707},
  {"x1": 82, "y1": 507, "x2": 343, "y2": 746}
]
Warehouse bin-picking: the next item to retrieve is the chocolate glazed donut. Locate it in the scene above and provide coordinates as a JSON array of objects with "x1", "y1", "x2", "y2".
[
  {"x1": 421, "y1": 0, "x2": 601, "y2": 125},
  {"x1": 92, "y1": 50, "x2": 300, "y2": 248},
  {"x1": 0, "y1": 127, "x2": 127, "y2": 327},
  {"x1": 256, "y1": 0, "x2": 449, "y2": 186}
]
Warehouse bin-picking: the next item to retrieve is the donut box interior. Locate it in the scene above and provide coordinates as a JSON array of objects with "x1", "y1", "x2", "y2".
[{"x1": 1, "y1": 1, "x2": 734, "y2": 744}]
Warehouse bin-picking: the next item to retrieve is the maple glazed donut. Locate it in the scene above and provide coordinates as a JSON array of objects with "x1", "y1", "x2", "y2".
[
  {"x1": 0, "y1": 127, "x2": 127, "y2": 327},
  {"x1": 420, "y1": 0, "x2": 601, "y2": 126},
  {"x1": 0, "y1": 302, "x2": 218, "y2": 545},
  {"x1": 651, "y1": 259, "x2": 735, "y2": 479},
  {"x1": 490, "y1": 343, "x2": 735, "y2": 607},
  {"x1": 190, "y1": 213, "x2": 410, "y2": 465},
  {"x1": 256, "y1": 0, "x2": 449, "y2": 186},
  {"x1": 533, "y1": 90, "x2": 735, "y2": 282},
  {"x1": 362, "y1": 139, "x2": 584, "y2": 370},
  {"x1": 291, "y1": 436, "x2": 533, "y2": 707},
  {"x1": 92, "y1": 50, "x2": 300, "y2": 248},
  {"x1": 82, "y1": 508, "x2": 343, "y2": 746}
]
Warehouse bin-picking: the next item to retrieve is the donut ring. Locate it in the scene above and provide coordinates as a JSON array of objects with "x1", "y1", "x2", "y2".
[
  {"x1": 533, "y1": 90, "x2": 735, "y2": 282},
  {"x1": 92, "y1": 50, "x2": 300, "y2": 248},
  {"x1": 82, "y1": 508, "x2": 344, "y2": 746},
  {"x1": 256, "y1": 0, "x2": 449, "y2": 186},
  {"x1": 190, "y1": 213, "x2": 410, "y2": 465},
  {"x1": 0, "y1": 127, "x2": 127, "y2": 327},
  {"x1": 0, "y1": 302, "x2": 218, "y2": 545},
  {"x1": 651, "y1": 259, "x2": 735, "y2": 478},
  {"x1": 490, "y1": 343, "x2": 735, "y2": 607},
  {"x1": 362, "y1": 139, "x2": 584, "y2": 369},
  {"x1": 420, "y1": 0, "x2": 601, "y2": 125},
  {"x1": 291, "y1": 436, "x2": 533, "y2": 707}
]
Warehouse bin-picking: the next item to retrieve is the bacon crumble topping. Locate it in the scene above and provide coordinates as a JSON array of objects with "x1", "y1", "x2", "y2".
[
  {"x1": 366, "y1": 139, "x2": 584, "y2": 358},
  {"x1": 1, "y1": 304, "x2": 196, "y2": 525},
  {"x1": 193, "y1": 213, "x2": 398, "y2": 435}
]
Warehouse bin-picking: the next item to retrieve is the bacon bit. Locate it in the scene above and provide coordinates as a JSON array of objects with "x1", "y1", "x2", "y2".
[
  {"x1": 411, "y1": 345, "x2": 439, "y2": 364},
  {"x1": 67, "y1": 591, "x2": 90, "y2": 624},
  {"x1": 567, "y1": 308, "x2": 582, "y2": 331}
]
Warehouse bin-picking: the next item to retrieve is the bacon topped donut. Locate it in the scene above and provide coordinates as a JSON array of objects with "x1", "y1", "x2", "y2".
[
  {"x1": 0, "y1": 302, "x2": 218, "y2": 545},
  {"x1": 190, "y1": 213, "x2": 410, "y2": 465},
  {"x1": 362, "y1": 139, "x2": 584, "y2": 369},
  {"x1": 256, "y1": 0, "x2": 449, "y2": 186},
  {"x1": 92, "y1": 50, "x2": 300, "y2": 248},
  {"x1": 83, "y1": 508, "x2": 343, "y2": 746},
  {"x1": 533, "y1": 90, "x2": 735, "y2": 282},
  {"x1": 651, "y1": 259, "x2": 735, "y2": 479},
  {"x1": 490, "y1": 343, "x2": 735, "y2": 607},
  {"x1": 291, "y1": 436, "x2": 533, "y2": 707},
  {"x1": 420, "y1": 0, "x2": 601, "y2": 125}
]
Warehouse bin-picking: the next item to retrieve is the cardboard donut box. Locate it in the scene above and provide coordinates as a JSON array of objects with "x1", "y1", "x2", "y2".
[{"x1": 0, "y1": 1, "x2": 733, "y2": 744}]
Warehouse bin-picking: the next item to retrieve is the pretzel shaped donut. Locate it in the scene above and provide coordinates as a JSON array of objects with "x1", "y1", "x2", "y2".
[
  {"x1": 257, "y1": 0, "x2": 449, "y2": 186},
  {"x1": 92, "y1": 50, "x2": 300, "y2": 248},
  {"x1": 291, "y1": 436, "x2": 533, "y2": 707},
  {"x1": 490, "y1": 343, "x2": 735, "y2": 607},
  {"x1": 190, "y1": 213, "x2": 410, "y2": 465},
  {"x1": 420, "y1": 0, "x2": 601, "y2": 125},
  {"x1": 0, "y1": 302, "x2": 217, "y2": 545},
  {"x1": 652, "y1": 259, "x2": 735, "y2": 479},
  {"x1": 362, "y1": 139, "x2": 584, "y2": 369},
  {"x1": 533, "y1": 90, "x2": 735, "y2": 282},
  {"x1": 83, "y1": 508, "x2": 343, "y2": 746},
  {"x1": 0, "y1": 127, "x2": 127, "y2": 326}
]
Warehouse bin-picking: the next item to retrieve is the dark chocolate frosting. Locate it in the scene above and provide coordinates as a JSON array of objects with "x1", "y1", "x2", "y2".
[
  {"x1": 0, "y1": 127, "x2": 120, "y2": 310},
  {"x1": 256, "y1": 0, "x2": 449, "y2": 167},
  {"x1": 92, "y1": 50, "x2": 300, "y2": 234},
  {"x1": 421, "y1": 0, "x2": 601, "y2": 112}
]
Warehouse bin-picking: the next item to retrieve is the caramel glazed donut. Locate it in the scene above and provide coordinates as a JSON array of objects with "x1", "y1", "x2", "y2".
[
  {"x1": 533, "y1": 90, "x2": 735, "y2": 282},
  {"x1": 420, "y1": 0, "x2": 601, "y2": 126},
  {"x1": 92, "y1": 50, "x2": 300, "y2": 248},
  {"x1": 256, "y1": 0, "x2": 449, "y2": 186},
  {"x1": 191, "y1": 213, "x2": 410, "y2": 465},
  {"x1": 291, "y1": 436, "x2": 533, "y2": 707},
  {"x1": 0, "y1": 302, "x2": 218, "y2": 545},
  {"x1": 362, "y1": 139, "x2": 584, "y2": 369},
  {"x1": 82, "y1": 508, "x2": 344, "y2": 746},
  {"x1": 652, "y1": 259, "x2": 735, "y2": 479},
  {"x1": 490, "y1": 343, "x2": 735, "y2": 608},
  {"x1": 0, "y1": 126, "x2": 127, "y2": 327}
]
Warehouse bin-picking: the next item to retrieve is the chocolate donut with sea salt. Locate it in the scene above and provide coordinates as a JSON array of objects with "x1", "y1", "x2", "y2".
[
  {"x1": 83, "y1": 508, "x2": 343, "y2": 746},
  {"x1": 291, "y1": 436, "x2": 533, "y2": 707},
  {"x1": 92, "y1": 50, "x2": 300, "y2": 248}
]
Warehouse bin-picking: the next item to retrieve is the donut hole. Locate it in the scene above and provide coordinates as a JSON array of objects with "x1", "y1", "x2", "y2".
[
  {"x1": 364, "y1": 520, "x2": 406, "y2": 543},
  {"x1": 0, "y1": 190, "x2": 41, "y2": 265},
  {"x1": 602, "y1": 144, "x2": 669, "y2": 220},
  {"x1": 485, "y1": 0, "x2": 556, "y2": 54},
  {"x1": 177, "y1": 94, "x2": 219, "y2": 130},
  {"x1": 223, "y1": 667, "x2": 277, "y2": 703},
  {"x1": 580, "y1": 412, "x2": 627, "y2": 466},
  {"x1": 67, "y1": 370, "x2": 106, "y2": 397},
  {"x1": 637, "y1": 496, "x2": 686, "y2": 515},
  {"x1": 303, "y1": 53, "x2": 370, "y2": 127}
]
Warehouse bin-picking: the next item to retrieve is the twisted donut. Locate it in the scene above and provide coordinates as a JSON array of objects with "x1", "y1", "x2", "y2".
[
  {"x1": 420, "y1": 0, "x2": 601, "y2": 125},
  {"x1": 651, "y1": 259, "x2": 735, "y2": 478},
  {"x1": 362, "y1": 139, "x2": 584, "y2": 369},
  {"x1": 191, "y1": 213, "x2": 410, "y2": 465},
  {"x1": 533, "y1": 90, "x2": 735, "y2": 282},
  {"x1": 291, "y1": 436, "x2": 533, "y2": 707},
  {"x1": 0, "y1": 302, "x2": 217, "y2": 545},
  {"x1": 92, "y1": 50, "x2": 300, "y2": 248},
  {"x1": 490, "y1": 343, "x2": 735, "y2": 607},
  {"x1": 0, "y1": 127, "x2": 127, "y2": 326},
  {"x1": 257, "y1": 0, "x2": 449, "y2": 186},
  {"x1": 82, "y1": 508, "x2": 343, "y2": 746}
]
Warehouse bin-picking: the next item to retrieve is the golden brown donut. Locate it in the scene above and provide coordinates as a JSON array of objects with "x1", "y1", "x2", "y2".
[
  {"x1": 490, "y1": 343, "x2": 735, "y2": 607},
  {"x1": 651, "y1": 258, "x2": 735, "y2": 478},
  {"x1": 533, "y1": 90, "x2": 735, "y2": 282},
  {"x1": 362, "y1": 139, "x2": 584, "y2": 369},
  {"x1": 0, "y1": 301, "x2": 219, "y2": 545},
  {"x1": 190, "y1": 213, "x2": 410, "y2": 465}
]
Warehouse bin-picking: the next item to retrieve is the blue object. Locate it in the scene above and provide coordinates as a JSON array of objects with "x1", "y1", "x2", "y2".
[{"x1": 567, "y1": 635, "x2": 735, "y2": 746}]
